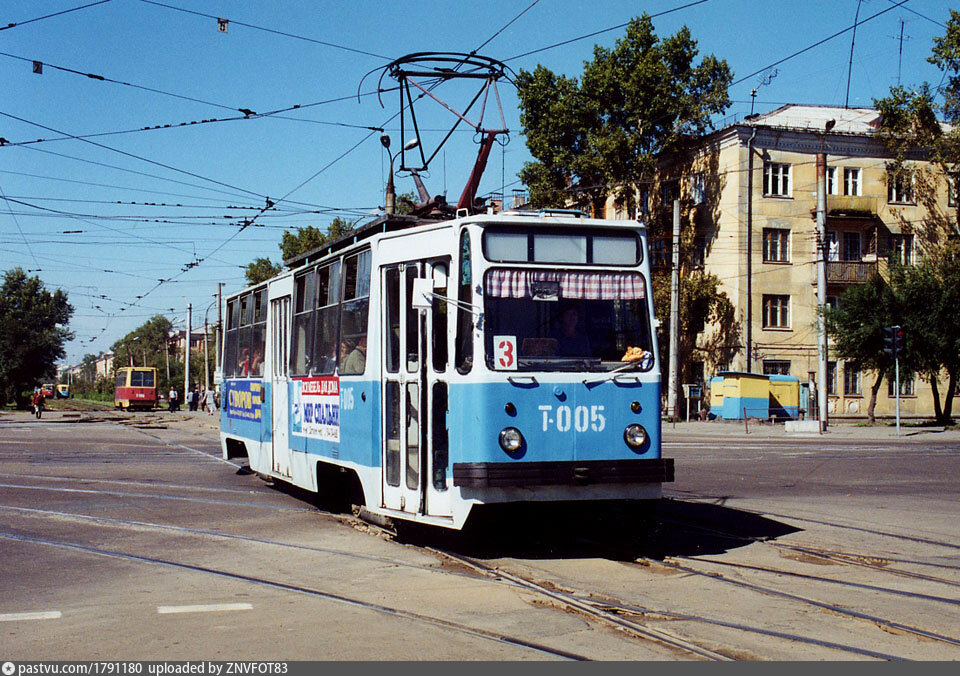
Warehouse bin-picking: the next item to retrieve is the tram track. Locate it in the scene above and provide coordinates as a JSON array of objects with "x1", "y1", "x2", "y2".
[
  {"x1": 422, "y1": 548, "x2": 907, "y2": 661},
  {"x1": 658, "y1": 515, "x2": 960, "y2": 588},
  {"x1": 0, "y1": 529, "x2": 589, "y2": 662},
  {"x1": 642, "y1": 557, "x2": 960, "y2": 650}
]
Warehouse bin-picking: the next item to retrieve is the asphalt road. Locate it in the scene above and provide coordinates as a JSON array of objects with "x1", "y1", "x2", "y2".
[{"x1": 1, "y1": 412, "x2": 958, "y2": 661}]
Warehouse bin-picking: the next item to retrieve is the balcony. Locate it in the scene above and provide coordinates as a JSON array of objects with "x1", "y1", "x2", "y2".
[
  {"x1": 827, "y1": 195, "x2": 877, "y2": 219},
  {"x1": 827, "y1": 260, "x2": 877, "y2": 284}
]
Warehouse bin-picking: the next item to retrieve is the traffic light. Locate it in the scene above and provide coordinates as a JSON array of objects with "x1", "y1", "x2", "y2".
[
  {"x1": 882, "y1": 326, "x2": 904, "y2": 359},
  {"x1": 882, "y1": 326, "x2": 895, "y2": 359}
]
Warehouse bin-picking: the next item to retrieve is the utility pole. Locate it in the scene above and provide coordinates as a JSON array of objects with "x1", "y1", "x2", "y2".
[
  {"x1": 203, "y1": 320, "x2": 210, "y2": 392},
  {"x1": 816, "y1": 135, "x2": 831, "y2": 432},
  {"x1": 184, "y1": 303, "x2": 192, "y2": 403},
  {"x1": 667, "y1": 199, "x2": 680, "y2": 421},
  {"x1": 216, "y1": 283, "x2": 223, "y2": 373}
]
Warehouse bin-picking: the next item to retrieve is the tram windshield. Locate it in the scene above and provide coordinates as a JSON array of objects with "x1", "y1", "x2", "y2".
[{"x1": 482, "y1": 268, "x2": 654, "y2": 372}]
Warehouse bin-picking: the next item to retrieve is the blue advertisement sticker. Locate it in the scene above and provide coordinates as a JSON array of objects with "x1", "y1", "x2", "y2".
[{"x1": 226, "y1": 380, "x2": 262, "y2": 422}]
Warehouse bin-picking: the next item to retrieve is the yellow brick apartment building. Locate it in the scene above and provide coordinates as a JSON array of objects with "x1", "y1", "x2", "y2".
[{"x1": 606, "y1": 104, "x2": 956, "y2": 419}]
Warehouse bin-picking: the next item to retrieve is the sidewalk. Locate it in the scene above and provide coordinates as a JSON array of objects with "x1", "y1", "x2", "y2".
[{"x1": 661, "y1": 418, "x2": 960, "y2": 440}]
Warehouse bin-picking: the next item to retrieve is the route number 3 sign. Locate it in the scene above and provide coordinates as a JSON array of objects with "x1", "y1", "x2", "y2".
[{"x1": 494, "y1": 335, "x2": 517, "y2": 370}]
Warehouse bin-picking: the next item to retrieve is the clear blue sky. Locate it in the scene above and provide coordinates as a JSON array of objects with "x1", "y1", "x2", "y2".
[{"x1": 0, "y1": 0, "x2": 953, "y2": 366}]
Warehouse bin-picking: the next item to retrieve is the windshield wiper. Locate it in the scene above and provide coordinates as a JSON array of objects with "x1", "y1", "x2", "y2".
[{"x1": 582, "y1": 358, "x2": 649, "y2": 386}]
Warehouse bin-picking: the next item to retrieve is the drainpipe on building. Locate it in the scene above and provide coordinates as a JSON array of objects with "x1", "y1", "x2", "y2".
[{"x1": 746, "y1": 126, "x2": 757, "y2": 372}]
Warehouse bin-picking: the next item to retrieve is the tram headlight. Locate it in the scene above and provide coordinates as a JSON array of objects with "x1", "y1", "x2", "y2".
[
  {"x1": 499, "y1": 427, "x2": 523, "y2": 453},
  {"x1": 623, "y1": 424, "x2": 647, "y2": 449}
]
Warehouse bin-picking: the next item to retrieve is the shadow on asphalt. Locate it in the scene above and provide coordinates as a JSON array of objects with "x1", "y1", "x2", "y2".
[
  {"x1": 396, "y1": 498, "x2": 801, "y2": 561},
  {"x1": 256, "y1": 471, "x2": 800, "y2": 561}
]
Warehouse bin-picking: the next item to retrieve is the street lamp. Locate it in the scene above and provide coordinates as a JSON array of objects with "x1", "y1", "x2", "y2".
[{"x1": 382, "y1": 134, "x2": 419, "y2": 215}]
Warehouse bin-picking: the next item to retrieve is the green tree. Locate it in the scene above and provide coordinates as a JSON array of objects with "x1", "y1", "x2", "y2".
[
  {"x1": 516, "y1": 14, "x2": 732, "y2": 210},
  {"x1": 280, "y1": 217, "x2": 358, "y2": 261},
  {"x1": 874, "y1": 10, "x2": 960, "y2": 240},
  {"x1": 245, "y1": 257, "x2": 282, "y2": 285},
  {"x1": 651, "y1": 270, "x2": 739, "y2": 398},
  {"x1": 894, "y1": 250, "x2": 960, "y2": 423},
  {"x1": 823, "y1": 275, "x2": 899, "y2": 423},
  {"x1": 111, "y1": 315, "x2": 172, "y2": 374},
  {"x1": 0, "y1": 268, "x2": 74, "y2": 407}
]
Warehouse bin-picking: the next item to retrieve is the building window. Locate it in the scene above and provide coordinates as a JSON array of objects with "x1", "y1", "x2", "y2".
[
  {"x1": 639, "y1": 187, "x2": 650, "y2": 217},
  {"x1": 827, "y1": 361, "x2": 837, "y2": 396},
  {"x1": 843, "y1": 362, "x2": 862, "y2": 396},
  {"x1": 841, "y1": 231, "x2": 862, "y2": 261},
  {"x1": 763, "y1": 162, "x2": 792, "y2": 197},
  {"x1": 844, "y1": 167, "x2": 862, "y2": 196},
  {"x1": 661, "y1": 179, "x2": 680, "y2": 205},
  {"x1": 763, "y1": 360, "x2": 791, "y2": 375},
  {"x1": 826, "y1": 167, "x2": 838, "y2": 195},
  {"x1": 890, "y1": 234, "x2": 914, "y2": 265},
  {"x1": 762, "y1": 294, "x2": 790, "y2": 329},
  {"x1": 888, "y1": 373, "x2": 915, "y2": 397},
  {"x1": 762, "y1": 228, "x2": 790, "y2": 262},
  {"x1": 650, "y1": 238, "x2": 670, "y2": 268},
  {"x1": 949, "y1": 174, "x2": 958, "y2": 208},
  {"x1": 888, "y1": 170, "x2": 914, "y2": 204},
  {"x1": 689, "y1": 236, "x2": 706, "y2": 268},
  {"x1": 826, "y1": 295, "x2": 839, "y2": 311},
  {"x1": 692, "y1": 173, "x2": 705, "y2": 205}
]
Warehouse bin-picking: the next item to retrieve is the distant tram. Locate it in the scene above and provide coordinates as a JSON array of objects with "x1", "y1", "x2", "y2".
[
  {"x1": 219, "y1": 210, "x2": 672, "y2": 529},
  {"x1": 115, "y1": 366, "x2": 158, "y2": 410}
]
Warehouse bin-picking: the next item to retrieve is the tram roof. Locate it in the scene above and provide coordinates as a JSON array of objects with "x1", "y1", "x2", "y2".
[{"x1": 283, "y1": 209, "x2": 648, "y2": 271}]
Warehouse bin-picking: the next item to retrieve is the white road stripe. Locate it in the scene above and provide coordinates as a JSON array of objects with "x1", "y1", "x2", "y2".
[
  {"x1": 157, "y1": 603, "x2": 252, "y2": 614},
  {"x1": 0, "y1": 611, "x2": 62, "y2": 622}
]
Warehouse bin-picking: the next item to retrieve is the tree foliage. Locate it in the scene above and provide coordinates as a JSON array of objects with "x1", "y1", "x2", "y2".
[
  {"x1": 823, "y1": 275, "x2": 898, "y2": 422},
  {"x1": 874, "y1": 10, "x2": 960, "y2": 239},
  {"x1": 0, "y1": 268, "x2": 74, "y2": 406},
  {"x1": 516, "y1": 14, "x2": 732, "y2": 209},
  {"x1": 651, "y1": 270, "x2": 739, "y2": 393},
  {"x1": 245, "y1": 257, "x2": 282, "y2": 285},
  {"x1": 279, "y1": 216, "x2": 358, "y2": 262},
  {"x1": 826, "y1": 253, "x2": 960, "y2": 424}
]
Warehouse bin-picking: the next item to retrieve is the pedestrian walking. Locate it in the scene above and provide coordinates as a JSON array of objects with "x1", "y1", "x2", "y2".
[
  {"x1": 32, "y1": 387, "x2": 45, "y2": 419},
  {"x1": 168, "y1": 386, "x2": 178, "y2": 413}
]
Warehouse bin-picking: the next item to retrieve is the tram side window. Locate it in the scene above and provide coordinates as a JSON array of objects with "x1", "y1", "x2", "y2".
[
  {"x1": 314, "y1": 261, "x2": 341, "y2": 375},
  {"x1": 432, "y1": 262, "x2": 449, "y2": 373},
  {"x1": 290, "y1": 269, "x2": 317, "y2": 376},
  {"x1": 405, "y1": 265, "x2": 420, "y2": 373},
  {"x1": 223, "y1": 299, "x2": 240, "y2": 378},
  {"x1": 455, "y1": 230, "x2": 473, "y2": 374},
  {"x1": 249, "y1": 288, "x2": 267, "y2": 377},
  {"x1": 339, "y1": 251, "x2": 370, "y2": 375},
  {"x1": 385, "y1": 381, "x2": 401, "y2": 487},
  {"x1": 384, "y1": 267, "x2": 400, "y2": 374},
  {"x1": 238, "y1": 293, "x2": 254, "y2": 376},
  {"x1": 116, "y1": 371, "x2": 127, "y2": 389},
  {"x1": 432, "y1": 382, "x2": 448, "y2": 491}
]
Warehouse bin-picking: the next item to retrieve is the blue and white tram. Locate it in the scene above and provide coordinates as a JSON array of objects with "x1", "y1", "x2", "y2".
[{"x1": 220, "y1": 210, "x2": 673, "y2": 529}]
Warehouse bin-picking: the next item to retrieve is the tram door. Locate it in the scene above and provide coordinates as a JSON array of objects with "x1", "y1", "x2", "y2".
[
  {"x1": 381, "y1": 260, "x2": 451, "y2": 517},
  {"x1": 270, "y1": 295, "x2": 292, "y2": 477}
]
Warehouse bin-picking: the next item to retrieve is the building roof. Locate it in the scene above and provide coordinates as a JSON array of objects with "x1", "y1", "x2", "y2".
[{"x1": 742, "y1": 104, "x2": 882, "y2": 136}]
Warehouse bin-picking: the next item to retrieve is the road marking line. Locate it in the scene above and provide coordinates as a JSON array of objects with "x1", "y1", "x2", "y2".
[
  {"x1": 0, "y1": 611, "x2": 62, "y2": 622},
  {"x1": 157, "y1": 603, "x2": 252, "y2": 614}
]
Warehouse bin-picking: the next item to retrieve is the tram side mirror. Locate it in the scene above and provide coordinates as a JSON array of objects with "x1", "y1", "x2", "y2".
[{"x1": 411, "y1": 278, "x2": 434, "y2": 310}]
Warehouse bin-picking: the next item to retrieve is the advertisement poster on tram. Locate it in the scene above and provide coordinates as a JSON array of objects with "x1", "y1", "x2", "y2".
[
  {"x1": 291, "y1": 376, "x2": 340, "y2": 442},
  {"x1": 225, "y1": 380, "x2": 262, "y2": 422}
]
